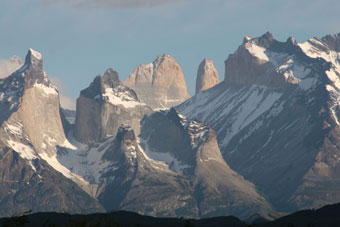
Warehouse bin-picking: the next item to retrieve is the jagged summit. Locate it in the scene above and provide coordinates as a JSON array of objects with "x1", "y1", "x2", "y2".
[
  {"x1": 154, "y1": 53, "x2": 175, "y2": 64},
  {"x1": 74, "y1": 69, "x2": 152, "y2": 144},
  {"x1": 26, "y1": 48, "x2": 42, "y2": 63},
  {"x1": 124, "y1": 54, "x2": 190, "y2": 110},
  {"x1": 196, "y1": 58, "x2": 220, "y2": 94},
  {"x1": 0, "y1": 49, "x2": 56, "y2": 114},
  {"x1": 179, "y1": 31, "x2": 340, "y2": 213},
  {"x1": 80, "y1": 68, "x2": 139, "y2": 104},
  {"x1": 115, "y1": 124, "x2": 137, "y2": 144},
  {"x1": 0, "y1": 48, "x2": 102, "y2": 216},
  {"x1": 102, "y1": 68, "x2": 120, "y2": 87},
  {"x1": 224, "y1": 32, "x2": 322, "y2": 88},
  {"x1": 320, "y1": 33, "x2": 340, "y2": 52}
]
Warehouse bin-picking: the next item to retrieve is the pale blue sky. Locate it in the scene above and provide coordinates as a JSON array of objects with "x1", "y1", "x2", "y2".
[{"x1": 1, "y1": 0, "x2": 340, "y2": 108}]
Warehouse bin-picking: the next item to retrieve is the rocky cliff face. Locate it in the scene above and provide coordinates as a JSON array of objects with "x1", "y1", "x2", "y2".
[
  {"x1": 196, "y1": 58, "x2": 220, "y2": 94},
  {"x1": 74, "y1": 68, "x2": 152, "y2": 144},
  {"x1": 60, "y1": 109, "x2": 274, "y2": 219},
  {"x1": 97, "y1": 124, "x2": 199, "y2": 218},
  {"x1": 3, "y1": 32, "x2": 340, "y2": 219},
  {"x1": 124, "y1": 54, "x2": 191, "y2": 110},
  {"x1": 178, "y1": 32, "x2": 340, "y2": 212},
  {"x1": 0, "y1": 49, "x2": 104, "y2": 216},
  {"x1": 136, "y1": 108, "x2": 274, "y2": 219},
  {"x1": 224, "y1": 32, "x2": 306, "y2": 86}
]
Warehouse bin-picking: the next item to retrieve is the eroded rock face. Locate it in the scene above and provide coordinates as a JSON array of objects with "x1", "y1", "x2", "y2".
[
  {"x1": 178, "y1": 32, "x2": 340, "y2": 212},
  {"x1": 74, "y1": 69, "x2": 152, "y2": 144},
  {"x1": 224, "y1": 32, "x2": 307, "y2": 87},
  {"x1": 124, "y1": 54, "x2": 191, "y2": 110},
  {"x1": 0, "y1": 49, "x2": 104, "y2": 216},
  {"x1": 196, "y1": 59, "x2": 220, "y2": 94},
  {"x1": 0, "y1": 49, "x2": 70, "y2": 157},
  {"x1": 97, "y1": 124, "x2": 199, "y2": 218},
  {"x1": 135, "y1": 108, "x2": 274, "y2": 219}
]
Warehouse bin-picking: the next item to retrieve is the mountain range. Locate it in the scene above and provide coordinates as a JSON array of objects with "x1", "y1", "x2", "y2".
[{"x1": 0, "y1": 32, "x2": 340, "y2": 221}]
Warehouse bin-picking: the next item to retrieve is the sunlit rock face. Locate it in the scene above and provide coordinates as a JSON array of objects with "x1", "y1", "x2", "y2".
[
  {"x1": 124, "y1": 54, "x2": 191, "y2": 110},
  {"x1": 0, "y1": 49, "x2": 104, "y2": 216},
  {"x1": 196, "y1": 58, "x2": 220, "y2": 94}
]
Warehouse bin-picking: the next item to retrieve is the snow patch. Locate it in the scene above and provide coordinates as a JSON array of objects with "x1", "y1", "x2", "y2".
[
  {"x1": 8, "y1": 140, "x2": 37, "y2": 160},
  {"x1": 57, "y1": 131, "x2": 116, "y2": 184},
  {"x1": 246, "y1": 43, "x2": 269, "y2": 61},
  {"x1": 7, "y1": 140, "x2": 38, "y2": 171},
  {"x1": 5, "y1": 122, "x2": 24, "y2": 137},
  {"x1": 33, "y1": 83, "x2": 58, "y2": 96},
  {"x1": 139, "y1": 137, "x2": 190, "y2": 173},
  {"x1": 39, "y1": 152, "x2": 89, "y2": 185},
  {"x1": 102, "y1": 87, "x2": 143, "y2": 108},
  {"x1": 326, "y1": 69, "x2": 340, "y2": 90},
  {"x1": 60, "y1": 139, "x2": 77, "y2": 150},
  {"x1": 29, "y1": 48, "x2": 42, "y2": 60}
]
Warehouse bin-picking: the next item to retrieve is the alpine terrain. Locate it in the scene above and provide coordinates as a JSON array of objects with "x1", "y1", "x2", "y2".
[
  {"x1": 178, "y1": 32, "x2": 340, "y2": 212},
  {"x1": 1, "y1": 32, "x2": 340, "y2": 221},
  {"x1": 0, "y1": 49, "x2": 104, "y2": 216}
]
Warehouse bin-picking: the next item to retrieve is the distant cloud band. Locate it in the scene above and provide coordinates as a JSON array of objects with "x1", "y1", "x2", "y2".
[
  {"x1": 44, "y1": 0, "x2": 187, "y2": 8},
  {"x1": 0, "y1": 57, "x2": 23, "y2": 79}
]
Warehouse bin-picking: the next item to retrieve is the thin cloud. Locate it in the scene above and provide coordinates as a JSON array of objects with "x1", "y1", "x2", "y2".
[
  {"x1": 43, "y1": 0, "x2": 188, "y2": 8},
  {"x1": 0, "y1": 57, "x2": 23, "y2": 78},
  {"x1": 50, "y1": 77, "x2": 76, "y2": 110},
  {"x1": 59, "y1": 95, "x2": 76, "y2": 110}
]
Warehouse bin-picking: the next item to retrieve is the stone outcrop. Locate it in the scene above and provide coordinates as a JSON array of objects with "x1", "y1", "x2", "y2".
[
  {"x1": 0, "y1": 49, "x2": 104, "y2": 216},
  {"x1": 224, "y1": 32, "x2": 305, "y2": 86},
  {"x1": 74, "y1": 68, "x2": 152, "y2": 144},
  {"x1": 124, "y1": 54, "x2": 191, "y2": 110},
  {"x1": 196, "y1": 58, "x2": 220, "y2": 94}
]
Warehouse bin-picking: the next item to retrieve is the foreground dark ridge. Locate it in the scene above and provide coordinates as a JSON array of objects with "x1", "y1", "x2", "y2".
[
  {"x1": 1, "y1": 203, "x2": 340, "y2": 227},
  {"x1": 0, "y1": 210, "x2": 244, "y2": 227}
]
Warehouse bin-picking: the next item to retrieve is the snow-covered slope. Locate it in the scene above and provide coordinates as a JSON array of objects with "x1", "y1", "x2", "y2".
[{"x1": 178, "y1": 32, "x2": 340, "y2": 212}]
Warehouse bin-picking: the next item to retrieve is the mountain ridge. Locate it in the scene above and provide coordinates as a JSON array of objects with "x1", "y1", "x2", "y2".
[
  {"x1": 1, "y1": 31, "x2": 340, "y2": 219},
  {"x1": 178, "y1": 32, "x2": 340, "y2": 212}
]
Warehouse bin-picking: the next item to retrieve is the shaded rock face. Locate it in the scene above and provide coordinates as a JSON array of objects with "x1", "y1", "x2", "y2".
[
  {"x1": 196, "y1": 59, "x2": 220, "y2": 94},
  {"x1": 134, "y1": 108, "x2": 274, "y2": 219},
  {"x1": 66, "y1": 112, "x2": 273, "y2": 220},
  {"x1": 319, "y1": 32, "x2": 340, "y2": 52},
  {"x1": 0, "y1": 49, "x2": 104, "y2": 217},
  {"x1": 97, "y1": 124, "x2": 199, "y2": 218},
  {"x1": 124, "y1": 54, "x2": 191, "y2": 110},
  {"x1": 178, "y1": 32, "x2": 340, "y2": 212},
  {"x1": 0, "y1": 142, "x2": 104, "y2": 217},
  {"x1": 74, "y1": 69, "x2": 152, "y2": 144}
]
